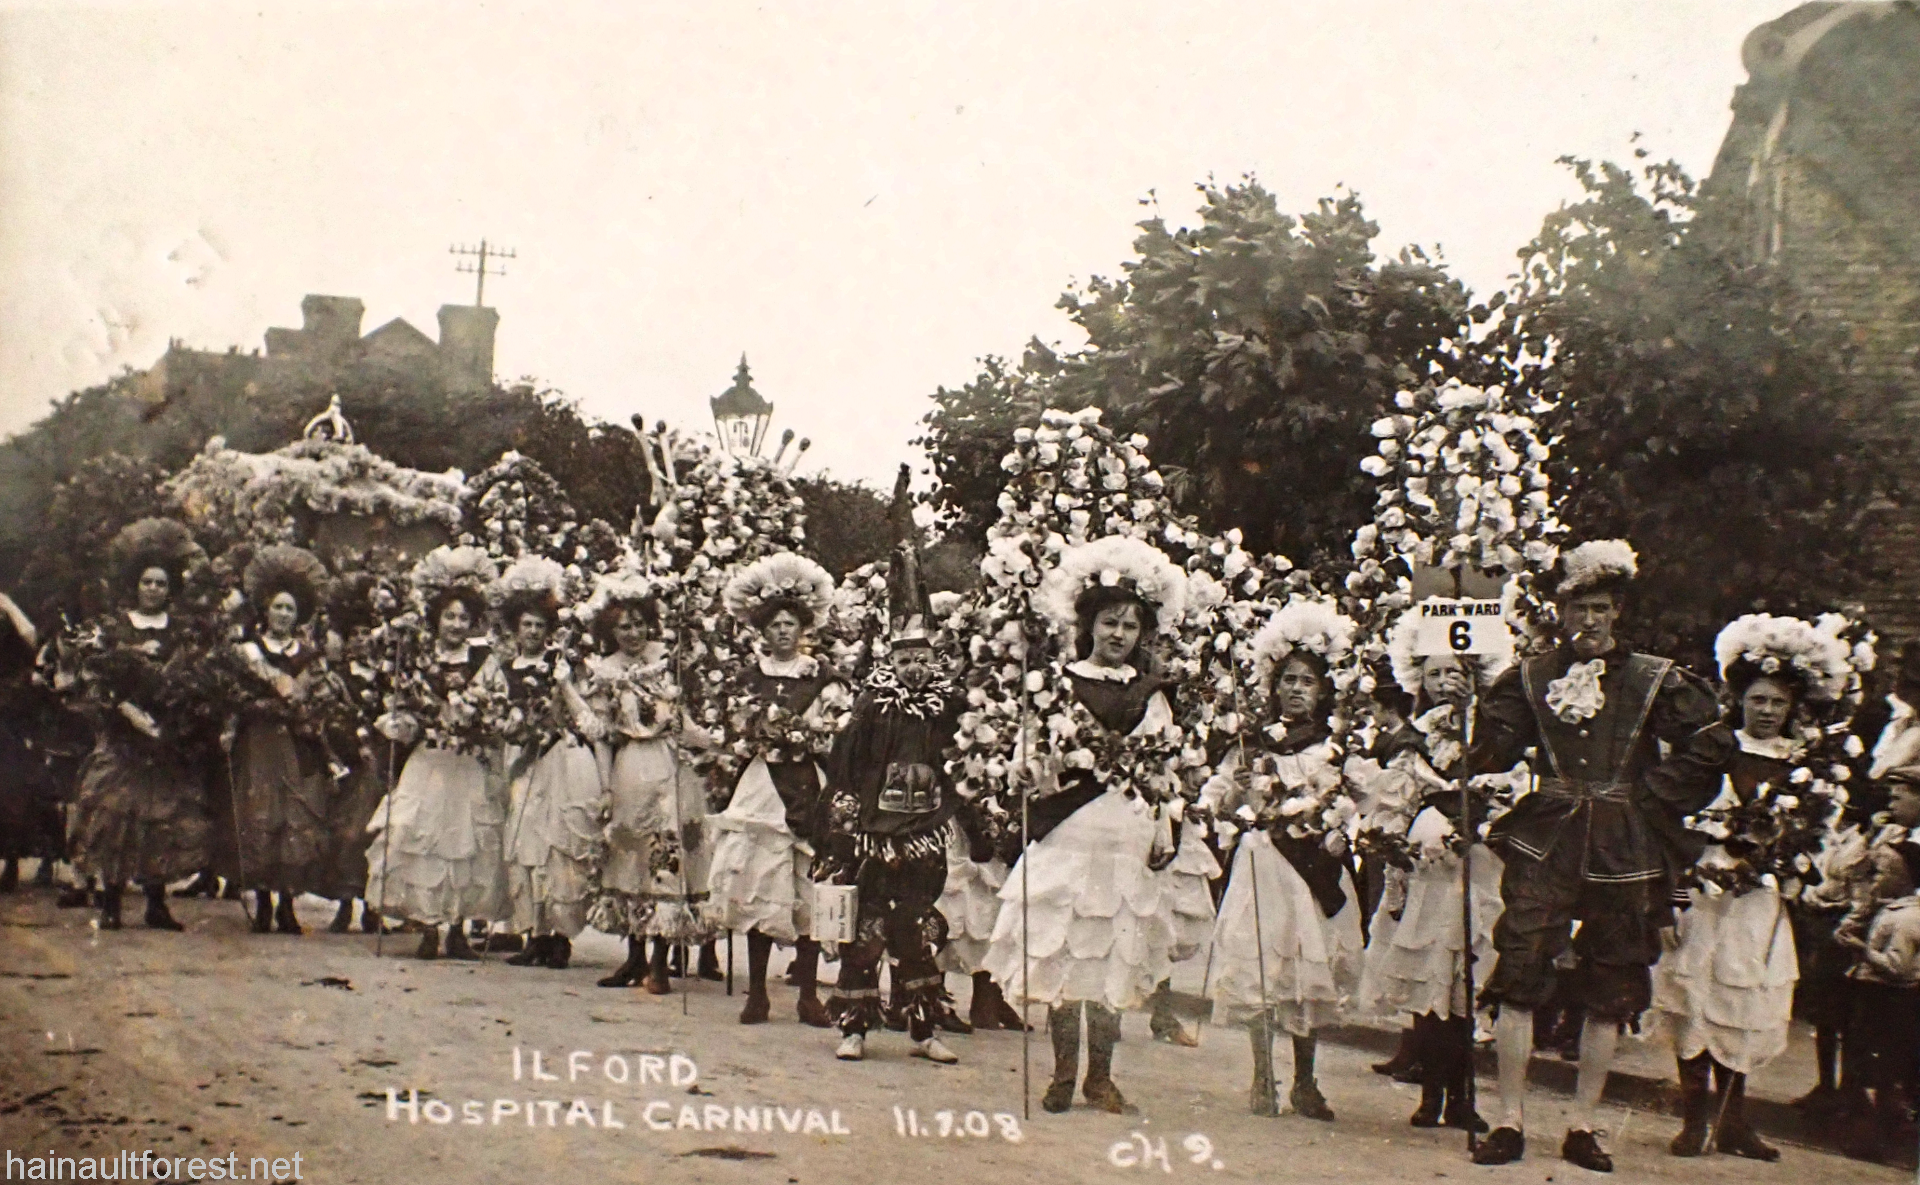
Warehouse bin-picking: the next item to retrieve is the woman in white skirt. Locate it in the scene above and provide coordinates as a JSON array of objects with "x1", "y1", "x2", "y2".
[
  {"x1": 705, "y1": 553, "x2": 851, "y2": 1026},
  {"x1": 1356, "y1": 613, "x2": 1511, "y2": 1133},
  {"x1": 365, "y1": 547, "x2": 507, "y2": 960},
  {"x1": 1200, "y1": 598, "x2": 1365, "y2": 1120},
  {"x1": 492, "y1": 557, "x2": 605, "y2": 971},
  {"x1": 586, "y1": 574, "x2": 714, "y2": 993},
  {"x1": 938, "y1": 800, "x2": 1028, "y2": 1030},
  {"x1": 980, "y1": 536, "x2": 1186, "y2": 1115},
  {"x1": 1653, "y1": 614, "x2": 1839, "y2": 1161}
]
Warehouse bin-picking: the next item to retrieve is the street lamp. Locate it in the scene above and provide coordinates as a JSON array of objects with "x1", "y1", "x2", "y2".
[{"x1": 710, "y1": 354, "x2": 773, "y2": 456}]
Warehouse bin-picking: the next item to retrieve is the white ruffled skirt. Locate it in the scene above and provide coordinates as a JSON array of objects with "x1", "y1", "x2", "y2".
[
  {"x1": 589, "y1": 737, "x2": 711, "y2": 941},
  {"x1": 1206, "y1": 832, "x2": 1363, "y2": 1035},
  {"x1": 365, "y1": 747, "x2": 508, "y2": 926},
  {"x1": 703, "y1": 757, "x2": 814, "y2": 944},
  {"x1": 1160, "y1": 820, "x2": 1221, "y2": 964},
  {"x1": 504, "y1": 739, "x2": 603, "y2": 937},
  {"x1": 1651, "y1": 884, "x2": 1798, "y2": 1073},
  {"x1": 1357, "y1": 844, "x2": 1502, "y2": 1021},
  {"x1": 980, "y1": 789, "x2": 1173, "y2": 1012},
  {"x1": 937, "y1": 834, "x2": 1006, "y2": 975}
]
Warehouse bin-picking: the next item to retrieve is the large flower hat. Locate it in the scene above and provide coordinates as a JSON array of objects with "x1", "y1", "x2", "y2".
[
  {"x1": 242, "y1": 544, "x2": 330, "y2": 624},
  {"x1": 1034, "y1": 535, "x2": 1189, "y2": 638},
  {"x1": 409, "y1": 545, "x2": 499, "y2": 605},
  {"x1": 108, "y1": 516, "x2": 208, "y2": 594},
  {"x1": 721, "y1": 551, "x2": 835, "y2": 625},
  {"x1": 1249, "y1": 595, "x2": 1358, "y2": 689},
  {"x1": 488, "y1": 554, "x2": 568, "y2": 625},
  {"x1": 1714, "y1": 613, "x2": 1853, "y2": 701}
]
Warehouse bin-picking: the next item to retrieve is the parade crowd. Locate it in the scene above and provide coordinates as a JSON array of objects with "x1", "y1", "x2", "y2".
[{"x1": 0, "y1": 395, "x2": 1916, "y2": 1175}]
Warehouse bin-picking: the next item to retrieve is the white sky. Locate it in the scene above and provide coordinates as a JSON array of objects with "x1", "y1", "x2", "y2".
[{"x1": 0, "y1": 1, "x2": 1790, "y2": 487}]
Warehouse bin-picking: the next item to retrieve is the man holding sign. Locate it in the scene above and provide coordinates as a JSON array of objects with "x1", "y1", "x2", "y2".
[{"x1": 1466, "y1": 540, "x2": 1732, "y2": 1173}]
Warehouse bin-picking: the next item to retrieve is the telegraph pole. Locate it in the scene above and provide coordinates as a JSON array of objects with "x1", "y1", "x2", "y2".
[{"x1": 450, "y1": 240, "x2": 516, "y2": 306}]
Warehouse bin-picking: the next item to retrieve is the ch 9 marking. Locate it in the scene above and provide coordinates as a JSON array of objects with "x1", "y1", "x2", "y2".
[{"x1": 1107, "y1": 1132, "x2": 1224, "y2": 1172}]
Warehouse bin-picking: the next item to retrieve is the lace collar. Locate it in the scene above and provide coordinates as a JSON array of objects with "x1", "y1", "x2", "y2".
[
  {"x1": 259, "y1": 632, "x2": 300, "y2": 657},
  {"x1": 127, "y1": 610, "x2": 169, "y2": 630},
  {"x1": 1066, "y1": 659, "x2": 1138, "y2": 683},
  {"x1": 759, "y1": 653, "x2": 819, "y2": 679},
  {"x1": 1736, "y1": 730, "x2": 1796, "y2": 761}
]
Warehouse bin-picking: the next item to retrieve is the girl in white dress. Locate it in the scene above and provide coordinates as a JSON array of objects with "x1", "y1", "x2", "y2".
[
  {"x1": 365, "y1": 547, "x2": 506, "y2": 960},
  {"x1": 1201, "y1": 598, "x2": 1365, "y2": 1120},
  {"x1": 979, "y1": 536, "x2": 1186, "y2": 1115},
  {"x1": 492, "y1": 557, "x2": 605, "y2": 970},
  {"x1": 705, "y1": 553, "x2": 852, "y2": 1026}
]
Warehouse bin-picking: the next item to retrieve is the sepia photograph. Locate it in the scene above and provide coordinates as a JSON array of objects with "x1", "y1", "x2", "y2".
[{"x1": 1, "y1": 2, "x2": 1917, "y2": 1182}]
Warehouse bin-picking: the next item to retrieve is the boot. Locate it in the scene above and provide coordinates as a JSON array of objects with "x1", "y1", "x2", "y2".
[
  {"x1": 507, "y1": 934, "x2": 550, "y2": 967},
  {"x1": 1372, "y1": 1023, "x2": 1421, "y2": 1078},
  {"x1": 273, "y1": 892, "x2": 301, "y2": 935},
  {"x1": 795, "y1": 939, "x2": 831, "y2": 1027},
  {"x1": 1669, "y1": 1053, "x2": 1712, "y2": 1156},
  {"x1": 970, "y1": 972, "x2": 1028, "y2": 1031},
  {"x1": 250, "y1": 890, "x2": 273, "y2": 934},
  {"x1": 1406, "y1": 1014, "x2": 1441, "y2": 1126},
  {"x1": 98, "y1": 883, "x2": 124, "y2": 930},
  {"x1": 31, "y1": 860, "x2": 55, "y2": 888},
  {"x1": 1042, "y1": 1005, "x2": 1080, "y2": 1113},
  {"x1": 1248, "y1": 1016, "x2": 1280, "y2": 1117},
  {"x1": 1710, "y1": 1068, "x2": 1778, "y2": 1162},
  {"x1": 933, "y1": 990, "x2": 974, "y2": 1035},
  {"x1": 644, "y1": 939, "x2": 673, "y2": 994},
  {"x1": 172, "y1": 869, "x2": 219, "y2": 899},
  {"x1": 57, "y1": 878, "x2": 95, "y2": 909},
  {"x1": 697, "y1": 941, "x2": 724, "y2": 981},
  {"x1": 546, "y1": 934, "x2": 571, "y2": 970},
  {"x1": 1149, "y1": 979, "x2": 1197, "y2": 1046},
  {"x1": 599, "y1": 937, "x2": 645, "y2": 987},
  {"x1": 142, "y1": 883, "x2": 184, "y2": 931},
  {"x1": 415, "y1": 925, "x2": 440, "y2": 960},
  {"x1": 1288, "y1": 1035, "x2": 1334, "y2": 1121},
  {"x1": 444, "y1": 924, "x2": 480, "y2": 961},
  {"x1": 328, "y1": 899, "x2": 354, "y2": 934},
  {"x1": 1437, "y1": 1016, "x2": 1488, "y2": 1133},
  {"x1": 1, "y1": 859, "x2": 20, "y2": 893},
  {"x1": 1082, "y1": 1004, "x2": 1133, "y2": 1114},
  {"x1": 740, "y1": 930, "x2": 772, "y2": 1023},
  {"x1": 220, "y1": 879, "x2": 243, "y2": 901},
  {"x1": 359, "y1": 902, "x2": 380, "y2": 934}
]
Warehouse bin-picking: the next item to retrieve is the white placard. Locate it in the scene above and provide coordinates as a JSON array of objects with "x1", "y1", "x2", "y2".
[
  {"x1": 810, "y1": 883, "x2": 858, "y2": 944},
  {"x1": 1410, "y1": 597, "x2": 1509, "y2": 657}
]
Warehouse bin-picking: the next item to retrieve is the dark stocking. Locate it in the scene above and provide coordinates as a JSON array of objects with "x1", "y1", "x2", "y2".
[
  {"x1": 1043, "y1": 1004, "x2": 1081, "y2": 1112},
  {"x1": 142, "y1": 882, "x2": 183, "y2": 931},
  {"x1": 598, "y1": 936, "x2": 645, "y2": 987},
  {"x1": 740, "y1": 930, "x2": 773, "y2": 1023}
]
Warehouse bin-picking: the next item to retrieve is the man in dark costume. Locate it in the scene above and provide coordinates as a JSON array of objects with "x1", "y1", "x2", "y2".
[
  {"x1": 819, "y1": 537, "x2": 964, "y2": 1065},
  {"x1": 1467, "y1": 540, "x2": 1731, "y2": 1172}
]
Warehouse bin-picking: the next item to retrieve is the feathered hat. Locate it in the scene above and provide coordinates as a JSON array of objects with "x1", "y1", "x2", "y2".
[
  {"x1": 1035, "y1": 535, "x2": 1188, "y2": 638},
  {"x1": 722, "y1": 551, "x2": 835, "y2": 628},
  {"x1": 409, "y1": 545, "x2": 498, "y2": 618},
  {"x1": 1249, "y1": 596, "x2": 1358, "y2": 688},
  {"x1": 1552, "y1": 538, "x2": 1638, "y2": 599},
  {"x1": 488, "y1": 554, "x2": 566, "y2": 625},
  {"x1": 242, "y1": 544, "x2": 329, "y2": 624},
  {"x1": 106, "y1": 516, "x2": 206, "y2": 596},
  {"x1": 1384, "y1": 599, "x2": 1515, "y2": 696},
  {"x1": 1713, "y1": 613, "x2": 1852, "y2": 702},
  {"x1": 883, "y1": 464, "x2": 932, "y2": 648}
]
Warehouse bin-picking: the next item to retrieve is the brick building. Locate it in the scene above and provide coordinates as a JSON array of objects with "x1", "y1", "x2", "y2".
[
  {"x1": 1699, "y1": 1, "x2": 1920, "y2": 637},
  {"x1": 131, "y1": 293, "x2": 499, "y2": 409}
]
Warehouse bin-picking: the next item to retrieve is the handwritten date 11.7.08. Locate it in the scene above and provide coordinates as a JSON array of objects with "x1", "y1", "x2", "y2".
[{"x1": 891, "y1": 1106, "x2": 1023, "y2": 1142}]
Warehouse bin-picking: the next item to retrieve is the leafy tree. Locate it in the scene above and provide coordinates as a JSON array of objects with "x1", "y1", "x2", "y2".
[
  {"x1": 918, "y1": 180, "x2": 1474, "y2": 569},
  {"x1": 791, "y1": 475, "x2": 894, "y2": 578},
  {"x1": 1481, "y1": 156, "x2": 1908, "y2": 665}
]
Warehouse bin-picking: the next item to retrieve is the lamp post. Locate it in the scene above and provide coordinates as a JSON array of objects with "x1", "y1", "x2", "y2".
[{"x1": 710, "y1": 355, "x2": 773, "y2": 457}]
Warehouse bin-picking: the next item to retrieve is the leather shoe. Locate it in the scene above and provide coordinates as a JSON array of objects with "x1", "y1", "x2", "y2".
[
  {"x1": 1561, "y1": 1128, "x2": 1612, "y2": 1173},
  {"x1": 1471, "y1": 1126, "x2": 1524, "y2": 1166}
]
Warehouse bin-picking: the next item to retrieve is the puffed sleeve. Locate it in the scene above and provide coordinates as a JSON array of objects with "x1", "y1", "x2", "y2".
[
  {"x1": 1469, "y1": 664, "x2": 1535, "y2": 776},
  {"x1": 1642, "y1": 665, "x2": 1734, "y2": 817}
]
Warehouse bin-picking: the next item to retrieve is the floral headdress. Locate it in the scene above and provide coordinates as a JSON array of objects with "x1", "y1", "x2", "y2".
[
  {"x1": 242, "y1": 544, "x2": 330, "y2": 624},
  {"x1": 107, "y1": 516, "x2": 206, "y2": 594},
  {"x1": 409, "y1": 545, "x2": 498, "y2": 613},
  {"x1": 721, "y1": 551, "x2": 834, "y2": 627},
  {"x1": 488, "y1": 554, "x2": 566, "y2": 625},
  {"x1": 1553, "y1": 538, "x2": 1637, "y2": 599},
  {"x1": 1384, "y1": 600, "x2": 1514, "y2": 696},
  {"x1": 1035, "y1": 535, "x2": 1188, "y2": 638},
  {"x1": 1249, "y1": 596, "x2": 1357, "y2": 689},
  {"x1": 1714, "y1": 613, "x2": 1852, "y2": 702},
  {"x1": 583, "y1": 567, "x2": 664, "y2": 628}
]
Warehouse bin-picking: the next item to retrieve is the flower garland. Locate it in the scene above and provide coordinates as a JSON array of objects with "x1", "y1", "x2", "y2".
[
  {"x1": 165, "y1": 435, "x2": 465, "y2": 548},
  {"x1": 1684, "y1": 613, "x2": 1876, "y2": 898}
]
